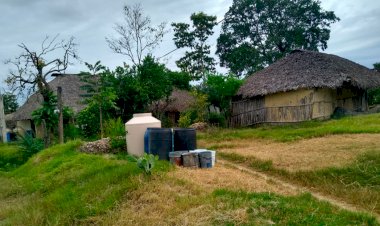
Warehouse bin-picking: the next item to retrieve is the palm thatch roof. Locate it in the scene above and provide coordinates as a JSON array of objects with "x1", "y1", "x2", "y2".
[
  {"x1": 12, "y1": 74, "x2": 87, "y2": 121},
  {"x1": 151, "y1": 89, "x2": 195, "y2": 113},
  {"x1": 238, "y1": 50, "x2": 380, "y2": 98}
]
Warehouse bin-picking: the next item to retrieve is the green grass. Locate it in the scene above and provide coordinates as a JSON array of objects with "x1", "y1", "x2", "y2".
[
  {"x1": 212, "y1": 189, "x2": 379, "y2": 225},
  {"x1": 0, "y1": 143, "x2": 25, "y2": 170},
  {"x1": 0, "y1": 141, "x2": 170, "y2": 225},
  {"x1": 220, "y1": 151, "x2": 380, "y2": 215},
  {"x1": 199, "y1": 113, "x2": 380, "y2": 142}
]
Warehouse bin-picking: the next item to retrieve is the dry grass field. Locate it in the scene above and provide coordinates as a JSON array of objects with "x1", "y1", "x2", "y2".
[{"x1": 199, "y1": 134, "x2": 380, "y2": 171}]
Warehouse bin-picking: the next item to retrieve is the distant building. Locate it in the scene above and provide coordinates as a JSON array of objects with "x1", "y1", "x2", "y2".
[
  {"x1": 231, "y1": 50, "x2": 380, "y2": 127},
  {"x1": 11, "y1": 74, "x2": 86, "y2": 137},
  {"x1": 150, "y1": 89, "x2": 195, "y2": 125}
]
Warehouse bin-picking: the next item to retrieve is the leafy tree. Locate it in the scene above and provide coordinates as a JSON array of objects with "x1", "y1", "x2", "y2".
[
  {"x1": 5, "y1": 35, "x2": 78, "y2": 146},
  {"x1": 368, "y1": 62, "x2": 380, "y2": 105},
  {"x1": 136, "y1": 55, "x2": 173, "y2": 109},
  {"x1": 167, "y1": 71, "x2": 191, "y2": 90},
  {"x1": 203, "y1": 73, "x2": 243, "y2": 117},
  {"x1": 2, "y1": 92, "x2": 19, "y2": 114},
  {"x1": 111, "y1": 56, "x2": 173, "y2": 119},
  {"x1": 374, "y1": 62, "x2": 380, "y2": 72},
  {"x1": 106, "y1": 4, "x2": 167, "y2": 66},
  {"x1": 31, "y1": 91, "x2": 58, "y2": 147},
  {"x1": 80, "y1": 61, "x2": 117, "y2": 138},
  {"x1": 172, "y1": 12, "x2": 217, "y2": 81},
  {"x1": 217, "y1": 0, "x2": 339, "y2": 76}
]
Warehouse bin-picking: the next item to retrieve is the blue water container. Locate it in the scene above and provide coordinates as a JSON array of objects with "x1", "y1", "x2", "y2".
[
  {"x1": 173, "y1": 128, "x2": 196, "y2": 151},
  {"x1": 144, "y1": 128, "x2": 173, "y2": 160}
]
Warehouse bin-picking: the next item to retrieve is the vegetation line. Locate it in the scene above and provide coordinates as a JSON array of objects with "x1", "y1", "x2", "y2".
[{"x1": 218, "y1": 159, "x2": 380, "y2": 222}]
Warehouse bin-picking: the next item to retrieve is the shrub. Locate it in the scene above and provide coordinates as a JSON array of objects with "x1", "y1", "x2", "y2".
[
  {"x1": 178, "y1": 112, "x2": 192, "y2": 128},
  {"x1": 64, "y1": 124, "x2": 81, "y2": 141},
  {"x1": 104, "y1": 118, "x2": 126, "y2": 152},
  {"x1": 18, "y1": 133, "x2": 44, "y2": 159},
  {"x1": 104, "y1": 118, "x2": 125, "y2": 137},
  {"x1": 77, "y1": 105, "x2": 100, "y2": 138},
  {"x1": 110, "y1": 137, "x2": 126, "y2": 152},
  {"x1": 207, "y1": 112, "x2": 226, "y2": 127}
]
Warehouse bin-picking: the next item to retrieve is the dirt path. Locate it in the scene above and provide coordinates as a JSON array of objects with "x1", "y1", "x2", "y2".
[{"x1": 218, "y1": 159, "x2": 380, "y2": 222}]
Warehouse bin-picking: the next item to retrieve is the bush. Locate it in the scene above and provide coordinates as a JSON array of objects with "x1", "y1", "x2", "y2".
[
  {"x1": 104, "y1": 118, "x2": 126, "y2": 152},
  {"x1": 178, "y1": 112, "x2": 192, "y2": 128},
  {"x1": 104, "y1": 118, "x2": 125, "y2": 137},
  {"x1": 110, "y1": 137, "x2": 126, "y2": 152},
  {"x1": 18, "y1": 133, "x2": 44, "y2": 159},
  {"x1": 77, "y1": 105, "x2": 100, "y2": 138},
  {"x1": 207, "y1": 112, "x2": 226, "y2": 127},
  {"x1": 64, "y1": 124, "x2": 81, "y2": 141}
]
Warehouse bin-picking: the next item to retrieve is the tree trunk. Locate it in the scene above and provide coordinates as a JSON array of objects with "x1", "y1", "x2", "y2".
[
  {"x1": 57, "y1": 87, "x2": 64, "y2": 144},
  {"x1": 99, "y1": 105, "x2": 103, "y2": 138},
  {"x1": 42, "y1": 119, "x2": 50, "y2": 148}
]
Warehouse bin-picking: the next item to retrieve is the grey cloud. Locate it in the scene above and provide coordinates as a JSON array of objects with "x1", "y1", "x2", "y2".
[{"x1": 1, "y1": 0, "x2": 380, "y2": 93}]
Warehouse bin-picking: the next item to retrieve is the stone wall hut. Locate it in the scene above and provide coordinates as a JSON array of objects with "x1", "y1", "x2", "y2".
[
  {"x1": 12, "y1": 74, "x2": 86, "y2": 136},
  {"x1": 230, "y1": 50, "x2": 380, "y2": 127}
]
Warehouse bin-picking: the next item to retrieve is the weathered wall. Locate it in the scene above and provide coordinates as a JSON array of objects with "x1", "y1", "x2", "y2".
[
  {"x1": 16, "y1": 120, "x2": 32, "y2": 136},
  {"x1": 312, "y1": 88, "x2": 336, "y2": 119},
  {"x1": 264, "y1": 89, "x2": 314, "y2": 123},
  {"x1": 230, "y1": 86, "x2": 368, "y2": 127},
  {"x1": 35, "y1": 124, "x2": 44, "y2": 138},
  {"x1": 336, "y1": 87, "x2": 367, "y2": 112}
]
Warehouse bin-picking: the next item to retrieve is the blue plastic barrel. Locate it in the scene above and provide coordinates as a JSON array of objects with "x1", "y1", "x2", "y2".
[{"x1": 144, "y1": 128, "x2": 173, "y2": 160}]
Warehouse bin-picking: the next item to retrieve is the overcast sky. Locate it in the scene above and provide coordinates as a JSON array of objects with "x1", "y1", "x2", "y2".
[{"x1": 1, "y1": 0, "x2": 380, "y2": 93}]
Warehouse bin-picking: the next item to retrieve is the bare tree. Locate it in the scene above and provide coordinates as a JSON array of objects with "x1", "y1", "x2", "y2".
[
  {"x1": 5, "y1": 35, "x2": 78, "y2": 146},
  {"x1": 5, "y1": 35, "x2": 78, "y2": 98},
  {"x1": 106, "y1": 4, "x2": 167, "y2": 66}
]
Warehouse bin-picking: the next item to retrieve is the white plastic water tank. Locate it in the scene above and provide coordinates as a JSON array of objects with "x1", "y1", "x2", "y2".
[{"x1": 125, "y1": 113, "x2": 161, "y2": 157}]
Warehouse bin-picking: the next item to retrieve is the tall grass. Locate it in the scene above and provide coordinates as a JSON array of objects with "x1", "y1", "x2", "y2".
[
  {"x1": 213, "y1": 190, "x2": 378, "y2": 225},
  {"x1": 220, "y1": 151, "x2": 380, "y2": 215},
  {"x1": 199, "y1": 113, "x2": 380, "y2": 142},
  {"x1": 0, "y1": 141, "x2": 170, "y2": 225},
  {"x1": 0, "y1": 143, "x2": 23, "y2": 170}
]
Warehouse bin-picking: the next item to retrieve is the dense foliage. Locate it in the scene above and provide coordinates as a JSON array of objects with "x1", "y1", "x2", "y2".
[
  {"x1": 217, "y1": 0, "x2": 340, "y2": 76},
  {"x1": 31, "y1": 91, "x2": 58, "y2": 147},
  {"x1": 172, "y1": 12, "x2": 217, "y2": 81},
  {"x1": 203, "y1": 73, "x2": 243, "y2": 117},
  {"x1": 2, "y1": 92, "x2": 18, "y2": 114},
  {"x1": 368, "y1": 62, "x2": 380, "y2": 105}
]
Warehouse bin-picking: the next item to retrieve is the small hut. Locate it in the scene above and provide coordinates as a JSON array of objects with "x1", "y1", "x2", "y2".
[
  {"x1": 12, "y1": 74, "x2": 87, "y2": 136},
  {"x1": 231, "y1": 50, "x2": 380, "y2": 127},
  {"x1": 151, "y1": 89, "x2": 195, "y2": 125}
]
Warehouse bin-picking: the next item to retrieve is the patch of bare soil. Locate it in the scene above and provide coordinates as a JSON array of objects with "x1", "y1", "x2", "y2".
[{"x1": 206, "y1": 134, "x2": 380, "y2": 171}]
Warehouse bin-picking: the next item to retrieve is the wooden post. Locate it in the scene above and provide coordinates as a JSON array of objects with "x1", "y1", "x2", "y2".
[
  {"x1": 57, "y1": 86, "x2": 64, "y2": 144},
  {"x1": 0, "y1": 95, "x2": 7, "y2": 143}
]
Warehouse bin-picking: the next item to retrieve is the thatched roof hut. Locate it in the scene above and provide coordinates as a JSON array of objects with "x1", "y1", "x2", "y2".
[
  {"x1": 238, "y1": 50, "x2": 380, "y2": 98},
  {"x1": 151, "y1": 89, "x2": 194, "y2": 125},
  {"x1": 12, "y1": 74, "x2": 86, "y2": 121},
  {"x1": 231, "y1": 50, "x2": 380, "y2": 127}
]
